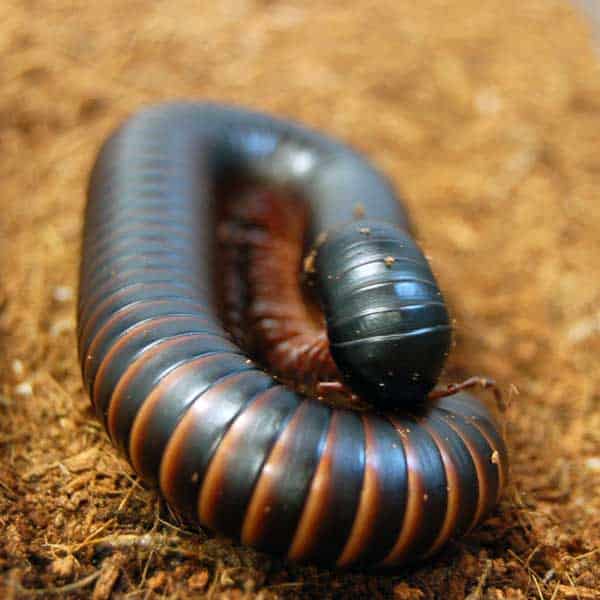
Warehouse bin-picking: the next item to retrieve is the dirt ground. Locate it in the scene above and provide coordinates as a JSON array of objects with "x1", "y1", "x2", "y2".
[{"x1": 1, "y1": 1, "x2": 599, "y2": 598}]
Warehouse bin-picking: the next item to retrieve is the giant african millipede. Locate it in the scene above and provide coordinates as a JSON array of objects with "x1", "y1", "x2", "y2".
[{"x1": 78, "y1": 102, "x2": 508, "y2": 568}]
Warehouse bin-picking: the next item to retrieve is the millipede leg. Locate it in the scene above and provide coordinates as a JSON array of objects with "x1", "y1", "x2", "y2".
[{"x1": 428, "y1": 376, "x2": 505, "y2": 411}]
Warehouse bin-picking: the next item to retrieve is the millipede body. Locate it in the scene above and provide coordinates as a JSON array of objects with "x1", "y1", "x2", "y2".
[{"x1": 78, "y1": 102, "x2": 508, "y2": 568}]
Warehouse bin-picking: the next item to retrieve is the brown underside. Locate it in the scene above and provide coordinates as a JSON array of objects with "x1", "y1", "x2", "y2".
[{"x1": 218, "y1": 190, "x2": 344, "y2": 398}]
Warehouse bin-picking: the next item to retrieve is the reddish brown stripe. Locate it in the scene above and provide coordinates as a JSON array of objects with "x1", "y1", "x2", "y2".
[
  {"x1": 336, "y1": 415, "x2": 379, "y2": 567},
  {"x1": 240, "y1": 401, "x2": 321, "y2": 546},
  {"x1": 79, "y1": 268, "x2": 199, "y2": 319},
  {"x1": 380, "y1": 422, "x2": 423, "y2": 566},
  {"x1": 81, "y1": 296, "x2": 204, "y2": 372},
  {"x1": 106, "y1": 334, "x2": 218, "y2": 442},
  {"x1": 91, "y1": 315, "x2": 207, "y2": 406},
  {"x1": 160, "y1": 372, "x2": 255, "y2": 507},
  {"x1": 466, "y1": 417, "x2": 508, "y2": 504},
  {"x1": 197, "y1": 387, "x2": 286, "y2": 530},
  {"x1": 158, "y1": 370, "x2": 270, "y2": 514},
  {"x1": 80, "y1": 282, "x2": 182, "y2": 345},
  {"x1": 420, "y1": 422, "x2": 459, "y2": 556},
  {"x1": 287, "y1": 413, "x2": 337, "y2": 561},
  {"x1": 436, "y1": 412, "x2": 487, "y2": 531},
  {"x1": 286, "y1": 409, "x2": 366, "y2": 564},
  {"x1": 129, "y1": 353, "x2": 234, "y2": 476}
]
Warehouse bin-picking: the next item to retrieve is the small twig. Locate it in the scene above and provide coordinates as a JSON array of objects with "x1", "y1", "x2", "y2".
[
  {"x1": 115, "y1": 468, "x2": 145, "y2": 492},
  {"x1": 564, "y1": 572, "x2": 582, "y2": 600},
  {"x1": 158, "y1": 517, "x2": 193, "y2": 536},
  {"x1": 507, "y1": 550, "x2": 545, "y2": 600},
  {"x1": 138, "y1": 549, "x2": 155, "y2": 590},
  {"x1": 16, "y1": 570, "x2": 101, "y2": 596},
  {"x1": 117, "y1": 483, "x2": 137, "y2": 512},
  {"x1": 46, "y1": 519, "x2": 117, "y2": 553},
  {"x1": 524, "y1": 544, "x2": 541, "y2": 568},
  {"x1": 531, "y1": 572, "x2": 544, "y2": 600},
  {"x1": 465, "y1": 559, "x2": 492, "y2": 600},
  {"x1": 0, "y1": 477, "x2": 17, "y2": 500},
  {"x1": 573, "y1": 546, "x2": 600, "y2": 561},
  {"x1": 74, "y1": 519, "x2": 117, "y2": 551},
  {"x1": 207, "y1": 561, "x2": 223, "y2": 600}
]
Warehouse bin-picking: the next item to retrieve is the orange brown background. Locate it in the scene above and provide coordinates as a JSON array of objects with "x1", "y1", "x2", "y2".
[{"x1": 0, "y1": 1, "x2": 599, "y2": 598}]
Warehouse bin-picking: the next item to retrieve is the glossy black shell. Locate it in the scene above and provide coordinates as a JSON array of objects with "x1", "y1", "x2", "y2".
[{"x1": 78, "y1": 102, "x2": 507, "y2": 568}]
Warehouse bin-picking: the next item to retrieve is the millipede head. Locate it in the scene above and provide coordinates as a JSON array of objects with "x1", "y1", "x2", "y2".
[{"x1": 314, "y1": 220, "x2": 452, "y2": 408}]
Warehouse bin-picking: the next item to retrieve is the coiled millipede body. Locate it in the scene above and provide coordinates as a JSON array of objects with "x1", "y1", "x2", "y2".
[{"x1": 78, "y1": 102, "x2": 508, "y2": 568}]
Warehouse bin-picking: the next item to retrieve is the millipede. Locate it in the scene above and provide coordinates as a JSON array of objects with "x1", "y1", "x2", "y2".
[{"x1": 78, "y1": 102, "x2": 508, "y2": 568}]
